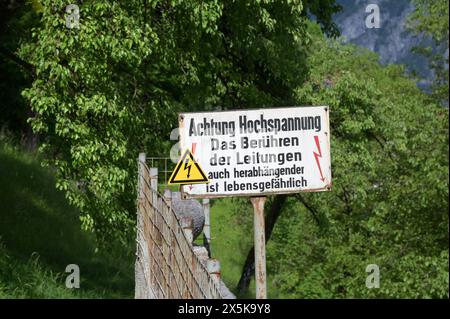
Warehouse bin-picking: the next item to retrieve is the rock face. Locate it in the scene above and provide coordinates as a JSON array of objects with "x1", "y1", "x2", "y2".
[
  {"x1": 171, "y1": 191, "x2": 204, "y2": 239},
  {"x1": 334, "y1": 0, "x2": 431, "y2": 82}
]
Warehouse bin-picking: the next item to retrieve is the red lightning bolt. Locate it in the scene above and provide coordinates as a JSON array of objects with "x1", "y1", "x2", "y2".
[{"x1": 313, "y1": 136, "x2": 326, "y2": 182}]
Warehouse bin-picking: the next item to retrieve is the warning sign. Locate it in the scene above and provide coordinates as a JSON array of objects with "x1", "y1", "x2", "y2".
[
  {"x1": 168, "y1": 149, "x2": 209, "y2": 185},
  {"x1": 178, "y1": 106, "x2": 331, "y2": 198}
]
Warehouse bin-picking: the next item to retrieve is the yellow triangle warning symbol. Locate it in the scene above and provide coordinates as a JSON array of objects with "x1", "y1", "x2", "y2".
[{"x1": 168, "y1": 149, "x2": 209, "y2": 185}]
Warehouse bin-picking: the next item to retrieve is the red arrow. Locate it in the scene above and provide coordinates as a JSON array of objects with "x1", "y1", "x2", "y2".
[
  {"x1": 188, "y1": 143, "x2": 197, "y2": 190},
  {"x1": 313, "y1": 136, "x2": 326, "y2": 182}
]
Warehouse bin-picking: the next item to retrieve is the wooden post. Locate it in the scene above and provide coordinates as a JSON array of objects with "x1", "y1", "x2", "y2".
[
  {"x1": 202, "y1": 198, "x2": 211, "y2": 257},
  {"x1": 250, "y1": 196, "x2": 267, "y2": 299}
]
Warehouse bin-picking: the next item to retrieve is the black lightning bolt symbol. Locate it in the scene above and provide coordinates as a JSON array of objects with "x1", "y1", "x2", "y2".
[{"x1": 184, "y1": 158, "x2": 192, "y2": 178}]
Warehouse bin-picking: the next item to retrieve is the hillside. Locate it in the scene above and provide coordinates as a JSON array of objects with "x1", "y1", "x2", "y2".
[{"x1": 0, "y1": 139, "x2": 134, "y2": 298}]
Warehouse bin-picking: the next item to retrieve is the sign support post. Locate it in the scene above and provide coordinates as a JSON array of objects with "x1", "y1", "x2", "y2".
[{"x1": 251, "y1": 196, "x2": 267, "y2": 299}]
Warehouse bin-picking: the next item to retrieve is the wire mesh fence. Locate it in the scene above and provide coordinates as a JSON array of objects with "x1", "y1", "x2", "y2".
[
  {"x1": 135, "y1": 155, "x2": 223, "y2": 299},
  {"x1": 146, "y1": 157, "x2": 174, "y2": 186}
]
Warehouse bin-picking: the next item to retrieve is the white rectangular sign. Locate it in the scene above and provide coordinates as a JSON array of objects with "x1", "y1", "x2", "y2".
[{"x1": 179, "y1": 106, "x2": 331, "y2": 198}]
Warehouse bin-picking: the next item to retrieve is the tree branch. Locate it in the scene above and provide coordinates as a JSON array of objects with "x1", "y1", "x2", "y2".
[
  {"x1": 0, "y1": 47, "x2": 35, "y2": 76},
  {"x1": 295, "y1": 193, "x2": 321, "y2": 225}
]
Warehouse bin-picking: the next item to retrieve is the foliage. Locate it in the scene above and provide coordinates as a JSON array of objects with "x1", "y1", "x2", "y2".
[
  {"x1": 266, "y1": 25, "x2": 449, "y2": 298},
  {"x1": 19, "y1": 0, "x2": 340, "y2": 244}
]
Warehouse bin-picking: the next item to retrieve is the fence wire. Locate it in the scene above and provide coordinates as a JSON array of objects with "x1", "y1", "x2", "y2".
[{"x1": 135, "y1": 159, "x2": 223, "y2": 299}]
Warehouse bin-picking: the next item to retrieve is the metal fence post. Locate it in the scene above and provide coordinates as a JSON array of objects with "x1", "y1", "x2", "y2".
[
  {"x1": 138, "y1": 153, "x2": 146, "y2": 200},
  {"x1": 202, "y1": 198, "x2": 211, "y2": 257},
  {"x1": 150, "y1": 167, "x2": 158, "y2": 205},
  {"x1": 251, "y1": 196, "x2": 267, "y2": 299}
]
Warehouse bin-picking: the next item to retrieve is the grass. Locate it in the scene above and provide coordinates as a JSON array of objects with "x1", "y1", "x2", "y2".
[
  {"x1": 210, "y1": 199, "x2": 246, "y2": 284},
  {"x1": 0, "y1": 140, "x2": 134, "y2": 298},
  {"x1": 209, "y1": 198, "x2": 283, "y2": 299},
  {"x1": 208, "y1": 198, "x2": 256, "y2": 298}
]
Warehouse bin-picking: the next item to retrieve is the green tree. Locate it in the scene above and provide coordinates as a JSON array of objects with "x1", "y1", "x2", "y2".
[
  {"x1": 20, "y1": 0, "x2": 340, "y2": 244},
  {"x1": 265, "y1": 25, "x2": 449, "y2": 298}
]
